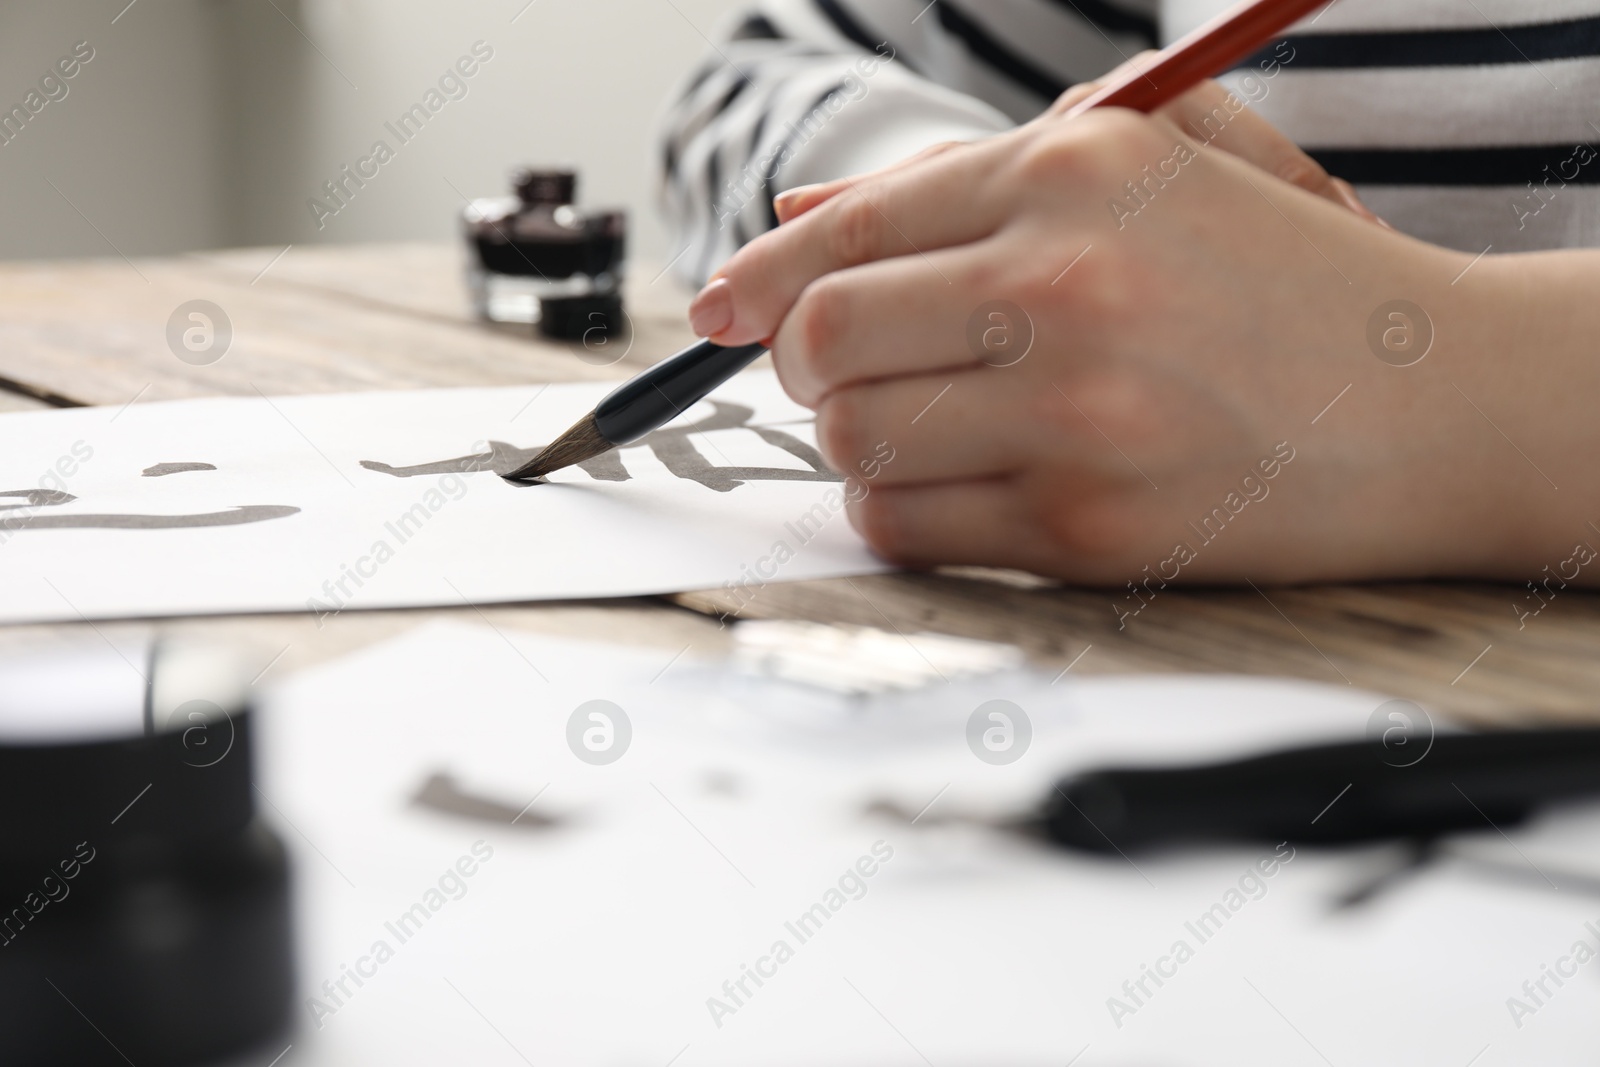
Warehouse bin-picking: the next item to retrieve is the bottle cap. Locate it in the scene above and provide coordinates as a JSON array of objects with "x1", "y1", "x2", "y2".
[
  {"x1": 513, "y1": 166, "x2": 577, "y2": 207},
  {"x1": 0, "y1": 639, "x2": 255, "y2": 857}
]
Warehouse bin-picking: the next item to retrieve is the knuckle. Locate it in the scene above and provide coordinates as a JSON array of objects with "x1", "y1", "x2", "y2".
[
  {"x1": 790, "y1": 277, "x2": 852, "y2": 386},
  {"x1": 1016, "y1": 131, "x2": 1089, "y2": 185},
  {"x1": 1019, "y1": 111, "x2": 1155, "y2": 185},
  {"x1": 851, "y1": 493, "x2": 911, "y2": 562},
  {"x1": 1096, "y1": 108, "x2": 1168, "y2": 162},
  {"x1": 814, "y1": 386, "x2": 867, "y2": 468},
  {"x1": 826, "y1": 192, "x2": 887, "y2": 265},
  {"x1": 961, "y1": 254, "x2": 1009, "y2": 305},
  {"x1": 1035, "y1": 490, "x2": 1141, "y2": 560},
  {"x1": 770, "y1": 348, "x2": 818, "y2": 411}
]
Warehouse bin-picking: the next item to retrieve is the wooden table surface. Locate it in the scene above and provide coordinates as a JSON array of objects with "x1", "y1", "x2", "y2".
[{"x1": 2, "y1": 241, "x2": 1596, "y2": 726}]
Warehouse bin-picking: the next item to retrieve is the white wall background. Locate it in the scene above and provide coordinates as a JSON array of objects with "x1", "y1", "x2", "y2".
[{"x1": 0, "y1": 0, "x2": 747, "y2": 266}]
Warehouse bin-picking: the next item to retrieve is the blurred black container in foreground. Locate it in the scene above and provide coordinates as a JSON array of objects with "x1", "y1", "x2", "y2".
[
  {"x1": 462, "y1": 165, "x2": 629, "y2": 343},
  {"x1": 0, "y1": 641, "x2": 293, "y2": 1066}
]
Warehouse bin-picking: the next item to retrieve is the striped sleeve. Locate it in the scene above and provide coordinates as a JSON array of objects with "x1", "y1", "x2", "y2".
[
  {"x1": 1209, "y1": 0, "x2": 1600, "y2": 254},
  {"x1": 657, "y1": 0, "x2": 1159, "y2": 285}
]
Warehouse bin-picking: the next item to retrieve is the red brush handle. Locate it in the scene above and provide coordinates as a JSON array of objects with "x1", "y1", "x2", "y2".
[{"x1": 1063, "y1": 0, "x2": 1329, "y2": 118}]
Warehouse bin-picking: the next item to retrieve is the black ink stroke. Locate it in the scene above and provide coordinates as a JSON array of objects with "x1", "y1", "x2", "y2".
[
  {"x1": 0, "y1": 489, "x2": 299, "y2": 531},
  {"x1": 361, "y1": 444, "x2": 555, "y2": 479},
  {"x1": 142, "y1": 462, "x2": 218, "y2": 477},
  {"x1": 1, "y1": 489, "x2": 74, "y2": 507},
  {"x1": 361, "y1": 401, "x2": 844, "y2": 493},
  {"x1": 0, "y1": 506, "x2": 301, "y2": 531},
  {"x1": 410, "y1": 771, "x2": 561, "y2": 829}
]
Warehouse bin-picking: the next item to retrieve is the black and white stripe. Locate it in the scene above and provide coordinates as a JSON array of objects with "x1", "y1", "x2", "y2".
[
  {"x1": 657, "y1": 0, "x2": 1155, "y2": 283},
  {"x1": 1222, "y1": 2, "x2": 1600, "y2": 253},
  {"x1": 659, "y1": 0, "x2": 1600, "y2": 282}
]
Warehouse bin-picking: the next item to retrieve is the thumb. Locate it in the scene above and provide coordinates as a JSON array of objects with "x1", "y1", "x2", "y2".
[
  {"x1": 1043, "y1": 49, "x2": 1161, "y2": 118},
  {"x1": 1153, "y1": 79, "x2": 1387, "y2": 225}
]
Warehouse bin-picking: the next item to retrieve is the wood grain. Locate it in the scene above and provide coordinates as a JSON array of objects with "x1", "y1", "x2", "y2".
[
  {"x1": 3, "y1": 242, "x2": 1597, "y2": 724},
  {"x1": 672, "y1": 573, "x2": 1600, "y2": 725},
  {"x1": 190, "y1": 242, "x2": 704, "y2": 373},
  {"x1": 0, "y1": 251, "x2": 648, "y2": 407}
]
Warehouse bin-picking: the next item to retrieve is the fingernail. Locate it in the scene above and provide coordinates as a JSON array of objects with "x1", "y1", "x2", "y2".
[
  {"x1": 774, "y1": 183, "x2": 822, "y2": 221},
  {"x1": 689, "y1": 277, "x2": 734, "y2": 337},
  {"x1": 1330, "y1": 177, "x2": 1389, "y2": 228},
  {"x1": 1328, "y1": 178, "x2": 1364, "y2": 213}
]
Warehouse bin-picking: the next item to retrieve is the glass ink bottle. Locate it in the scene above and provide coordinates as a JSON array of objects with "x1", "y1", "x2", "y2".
[
  {"x1": 0, "y1": 640, "x2": 294, "y2": 1066},
  {"x1": 463, "y1": 166, "x2": 628, "y2": 344}
]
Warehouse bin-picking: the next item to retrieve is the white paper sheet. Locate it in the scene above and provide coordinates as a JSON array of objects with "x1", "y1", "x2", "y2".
[
  {"x1": 254, "y1": 622, "x2": 1600, "y2": 1067},
  {"x1": 0, "y1": 371, "x2": 888, "y2": 624}
]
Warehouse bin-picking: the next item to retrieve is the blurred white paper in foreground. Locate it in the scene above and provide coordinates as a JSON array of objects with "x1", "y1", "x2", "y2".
[
  {"x1": 256, "y1": 622, "x2": 1600, "y2": 1067},
  {"x1": 0, "y1": 370, "x2": 886, "y2": 624}
]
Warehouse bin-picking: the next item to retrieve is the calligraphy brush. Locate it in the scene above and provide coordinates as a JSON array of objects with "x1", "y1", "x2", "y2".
[
  {"x1": 508, "y1": 0, "x2": 1328, "y2": 481},
  {"x1": 507, "y1": 338, "x2": 766, "y2": 480}
]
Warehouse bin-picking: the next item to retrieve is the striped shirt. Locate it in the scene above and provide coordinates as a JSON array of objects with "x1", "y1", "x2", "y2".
[{"x1": 658, "y1": 0, "x2": 1600, "y2": 285}]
